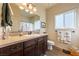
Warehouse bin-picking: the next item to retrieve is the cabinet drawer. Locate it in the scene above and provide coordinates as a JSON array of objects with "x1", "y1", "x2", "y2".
[
  {"x1": 9, "y1": 43, "x2": 23, "y2": 53},
  {"x1": 0, "y1": 43, "x2": 23, "y2": 56},
  {"x1": 38, "y1": 37, "x2": 44, "y2": 44},
  {"x1": 24, "y1": 39, "x2": 36, "y2": 48},
  {"x1": 10, "y1": 50, "x2": 23, "y2": 56}
]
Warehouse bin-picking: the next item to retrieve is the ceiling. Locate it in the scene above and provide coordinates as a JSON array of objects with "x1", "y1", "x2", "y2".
[
  {"x1": 15, "y1": 3, "x2": 56, "y2": 17},
  {"x1": 33, "y1": 3, "x2": 56, "y2": 9},
  {"x1": 0, "y1": 3, "x2": 56, "y2": 17},
  {"x1": 16, "y1": 3, "x2": 56, "y2": 9}
]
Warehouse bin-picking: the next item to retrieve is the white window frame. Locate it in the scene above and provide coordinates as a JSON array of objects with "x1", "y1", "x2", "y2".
[
  {"x1": 55, "y1": 9, "x2": 76, "y2": 29},
  {"x1": 34, "y1": 20, "x2": 41, "y2": 31},
  {"x1": 64, "y1": 10, "x2": 76, "y2": 29}
]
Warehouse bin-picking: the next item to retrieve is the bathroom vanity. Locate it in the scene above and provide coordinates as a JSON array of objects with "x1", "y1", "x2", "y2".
[{"x1": 0, "y1": 34, "x2": 48, "y2": 56}]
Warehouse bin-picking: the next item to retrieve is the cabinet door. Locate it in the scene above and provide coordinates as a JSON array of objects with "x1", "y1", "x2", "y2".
[
  {"x1": 9, "y1": 43, "x2": 23, "y2": 56},
  {"x1": 0, "y1": 46, "x2": 10, "y2": 56},
  {"x1": 43, "y1": 36, "x2": 48, "y2": 54},
  {"x1": 24, "y1": 45, "x2": 35, "y2": 56},
  {"x1": 37, "y1": 37, "x2": 44, "y2": 56},
  {"x1": 24, "y1": 39, "x2": 36, "y2": 56},
  {"x1": 0, "y1": 43, "x2": 23, "y2": 56}
]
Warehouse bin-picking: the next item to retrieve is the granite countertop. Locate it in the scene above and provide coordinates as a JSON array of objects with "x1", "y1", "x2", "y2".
[{"x1": 0, "y1": 34, "x2": 48, "y2": 48}]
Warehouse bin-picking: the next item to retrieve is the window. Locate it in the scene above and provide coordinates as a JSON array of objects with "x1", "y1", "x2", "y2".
[
  {"x1": 55, "y1": 14, "x2": 64, "y2": 29},
  {"x1": 34, "y1": 20, "x2": 41, "y2": 31},
  {"x1": 19, "y1": 22, "x2": 33, "y2": 32},
  {"x1": 26, "y1": 23, "x2": 33, "y2": 31},
  {"x1": 55, "y1": 10, "x2": 76, "y2": 29}
]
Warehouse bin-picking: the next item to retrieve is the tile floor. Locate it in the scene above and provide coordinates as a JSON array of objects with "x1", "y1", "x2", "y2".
[{"x1": 46, "y1": 46, "x2": 70, "y2": 56}]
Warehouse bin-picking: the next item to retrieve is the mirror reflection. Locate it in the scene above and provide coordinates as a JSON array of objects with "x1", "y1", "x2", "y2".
[
  {"x1": 10, "y1": 3, "x2": 41, "y2": 34},
  {"x1": 19, "y1": 15, "x2": 41, "y2": 33},
  {"x1": 0, "y1": 3, "x2": 42, "y2": 37}
]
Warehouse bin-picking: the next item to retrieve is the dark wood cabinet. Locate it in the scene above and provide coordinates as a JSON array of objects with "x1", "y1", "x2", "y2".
[
  {"x1": 23, "y1": 36, "x2": 48, "y2": 56},
  {"x1": 0, "y1": 35, "x2": 48, "y2": 56},
  {"x1": 0, "y1": 46, "x2": 10, "y2": 56},
  {"x1": 9, "y1": 43, "x2": 23, "y2": 56},
  {"x1": 0, "y1": 43, "x2": 23, "y2": 56},
  {"x1": 37, "y1": 37, "x2": 44, "y2": 55},
  {"x1": 37, "y1": 36, "x2": 48, "y2": 56},
  {"x1": 43, "y1": 36, "x2": 48, "y2": 54},
  {"x1": 24, "y1": 39, "x2": 36, "y2": 56}
]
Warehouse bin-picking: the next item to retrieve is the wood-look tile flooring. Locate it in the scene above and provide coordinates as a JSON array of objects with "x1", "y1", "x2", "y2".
[{"x1": 46, "y1": 46, "x2": 70, "y2": 56}]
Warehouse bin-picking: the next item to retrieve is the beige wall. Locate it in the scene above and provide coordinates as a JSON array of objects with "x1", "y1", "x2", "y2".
[
  {"x1": 35, "y1": 5, "x2": 46, "y2": 33},
  {"x1": 46, "y1": 3, "x2": 79, "y2": 49}
]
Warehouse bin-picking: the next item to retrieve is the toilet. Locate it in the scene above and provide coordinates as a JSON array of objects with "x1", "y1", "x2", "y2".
[{"x1": 47, "y1": 40, "x2": 55, "y2": 50}]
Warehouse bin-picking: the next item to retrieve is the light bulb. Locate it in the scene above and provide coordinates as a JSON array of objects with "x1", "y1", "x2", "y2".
[
  {"x1": 19, "y1": 6, "x2": 24, "y2": 10},
  {"x1": 25, "y1": 9, "x2": 29, "y2": 12},
  {"x1": 33, "y1": 7, "x2": 37, "y2": 12},
  {"x1": 30, "y1": 11, "x2": 33, "y2": 14}
]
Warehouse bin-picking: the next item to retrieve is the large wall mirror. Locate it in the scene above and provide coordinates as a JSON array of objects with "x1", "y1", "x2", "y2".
[
  {"x1": 0, "y1": 3, "x2": 43, "y2": 34},
  {"x1": 19, "y1": 15, "x2": 41, "y2": 32},
  {"x1": 9, "y1": 3, "x2": 41, "y2": 33}
]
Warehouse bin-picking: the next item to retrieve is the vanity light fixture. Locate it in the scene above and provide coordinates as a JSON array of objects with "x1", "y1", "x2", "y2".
[{"x1": 19, "y1": 3, "x2": 37, "y2": 14}]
